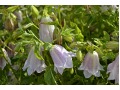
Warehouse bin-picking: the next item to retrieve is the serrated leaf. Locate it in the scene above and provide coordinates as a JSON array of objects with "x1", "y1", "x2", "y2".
[{"x1": 44, "y1": 66, "x2": 57, "y2": 85}]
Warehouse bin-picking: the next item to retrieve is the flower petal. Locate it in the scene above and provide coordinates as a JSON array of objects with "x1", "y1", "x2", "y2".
[
  {"x1": 23, "y1": 47, "x2": 46, "y2": 75},
  {"x1": 39, "y1": 16, "x2": 54, "y2": 43},
  {"x1": 27, "y1": 67, "x2": 34, "y2": 76},
  {"x1": 84, "y1": 70, "x2": 92, "y2": 78},
  {"x1": 50, "y1": 45, "x2": 73, "y2": 74},
  {"x1": 0, "y1": 58, "x2": 6, "y2": 70},
  {"x1": 94, "y1": 71, "x2": 100, "y2": 77},
  {"x1": 56, "y1": 67, "x2": 64, "y2": 75},
  {"x1": 78, "y1": 51, "x2": 103, "y2": 78}
]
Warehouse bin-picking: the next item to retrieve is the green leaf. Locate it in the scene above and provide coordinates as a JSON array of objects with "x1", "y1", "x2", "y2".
[
  {"x1": 31, "y1": 5, "x2": 39, "y2": 17},
  {"x1": 12, "y1": 29, "x2": 24, "y2": 39},
  {"x1": 44, "y1": 66, "x2": 57, "y2": 85},
  {"x1": 23, "y1": 23, "x2": 34, "y2": 29},
  {"x1": 0, "y1": 30, "x2": 8, "y2": 37},
  {"x1": 20, "y1": 32, "x2": 33, "y2": 39},
  {"x1": 14, "y1": 42, "x2": 22, "y2": 52},
  {"x1": 63, "y1": 35, "x2": 73, "y2": 42},
  {"x1": 7, "y1": 6, "x2": 19, "y2": 13},
  {"x1": 61, "y1": 28, "x2": 74, "y2": 36},
  {"x1": 74, "y1": 26, "x2": 84, "y2": 41},
  {"x1": 103, "y1": 31, "x2": 110, "y2": 41},
  {"x1": 23, "y1": 23, "x2": 39, "y2": 30},
  {"x1": 93, "y1": 38, "x2": 103, "y2": 46},
  {"x1": 44, "y1": 42, "x2": 53, "y2": 51},
  {"x1": 95, "y1": 47, "x2": 103, "y2": 57},
  {"x1": 34, "y1": 45, "x2": 44, "y2": 60}
]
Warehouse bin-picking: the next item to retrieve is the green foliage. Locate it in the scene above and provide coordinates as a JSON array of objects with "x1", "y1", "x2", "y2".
[
  {"x1": 0, "y1": 5, "x2": 119, "y2": 85},
  {"x1": 44, "y1": 66, "x2": 57, "y2": 85}
]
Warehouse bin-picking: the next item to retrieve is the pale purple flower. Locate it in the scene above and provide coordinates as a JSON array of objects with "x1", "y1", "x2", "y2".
[
  {"x1": 14, "y1": 10, "x2": 23, "y2": 22},
  {"x1": 100, "y1": 5, "x2": 109, "y2": 12},
  {"x1": 50, "y1": 45, "x2": 76, "y2": 75},
  {"x1": 0, "y1": 48, "x2": 11, "y2": 70},
  {"x1": 78, "y1": 51, "x2": 104, "y2": 78},
  {"x1": 39, "y1": 16, "x2": 55, "y2": 43},
  {"x1": 22, "y1": 48, "x2": 46, "y2": 75},
  {"x1": 107, "y1": 54, "x2": 119, "y2": 84},
  {"x1": 100, "y1": 5, "x2": 118, "y2": 13},
  {"x1": 110, "y1": 5, "x2": 119, "y2": 12}
]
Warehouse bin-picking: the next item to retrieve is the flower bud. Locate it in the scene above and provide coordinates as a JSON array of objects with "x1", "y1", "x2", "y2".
[
  {"x1": 0, "y1": 48, "x2": 11, "y2": 70},
  {"x1": 76, "y1": 51, "x2": 83, "y2": 62},
  {"x1": 63, "y1": 36, "x2": 73, "y2": 43},
  {"x1": 14, "y1": 10, "x2": 23, "y2": 22},
  {"x1": 39, "y1": 16, "x2": 55, "y2": 43},
  {"x1": 106, "y1": 41, "x2": 119, "y2": 50},
  {"x1": 4, "y1": 18, "x2": 15, "y2": 31}
]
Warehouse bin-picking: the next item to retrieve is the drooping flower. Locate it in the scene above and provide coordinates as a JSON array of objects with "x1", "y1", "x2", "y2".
[
  {"x1": 78, "y1": 51, "x2": 104, "y2": 78},
  {"x1": 22, "y1": 48, "x2": 46, "y2": 75},
  {"x1": 100, "y1": 5, "x2": 118, "y2": 13},
  {"x1": 0, "y1": 48, "x2": 11, "y2": 70},
  {"x1": 107, "y1": 54, "x2": 119, "y2": 84},
  {"x1": 39, "y1": 16, "x2": 55, "y2": 43},
  {"x1": 100, "y1": 5, "x2": 109, "y2": 12},
  {"x1": 14, "y1": 10, "x2": 23, "y2": 22},
  {"x1": 50, "y1": 45, "x2": 76, "y2": 75}
]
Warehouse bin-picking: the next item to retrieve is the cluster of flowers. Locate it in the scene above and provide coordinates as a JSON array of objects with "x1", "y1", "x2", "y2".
[{"x1": 0, "y1": 16, "x2": 119, "y2": 84}]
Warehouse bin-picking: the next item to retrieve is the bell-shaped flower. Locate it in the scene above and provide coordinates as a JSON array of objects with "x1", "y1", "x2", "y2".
[
  {"x1": 107, "y1": 54, "x2": 119, "y2": 84},
  {"x1": 14, "y1": 10, "x2": 23, "y2": 22},
  {"x1": 0, "y1": 48, "x2": 11, "y2": 70},
  {"x1": 100, "y1": 5, "x2": 109, "y2": 12},
  {"x1": 78, "y1": 51, "x2": 104, "y2": 78},
  {"x1": 39, "y1": 16, "x2": 55, "y2": 43},
  {"x1": 50, "y1": 45, "x2": 76, "y2": 75},
  {"x1": 100, "y1": 5, "x2": 118, "y2": 13},
  {"x1": 22, "y1": 48, "x2": 46, "y2": 75}
]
